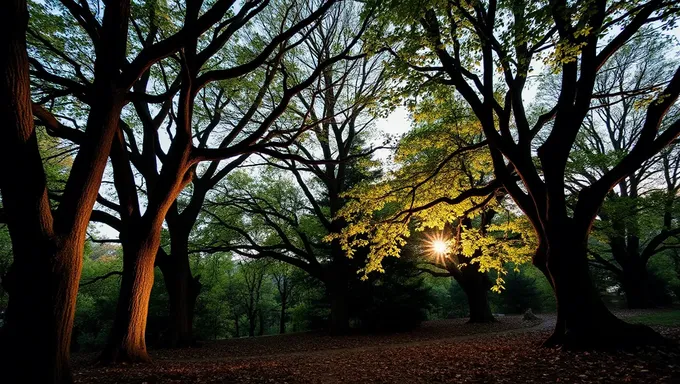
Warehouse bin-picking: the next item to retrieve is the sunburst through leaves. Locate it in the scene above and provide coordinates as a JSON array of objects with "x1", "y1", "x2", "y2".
[{"x1": 425, "y1": 233, "x2": 451, "y2": 265}]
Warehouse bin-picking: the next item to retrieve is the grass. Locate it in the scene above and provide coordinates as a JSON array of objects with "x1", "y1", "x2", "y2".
[{"x1": 627, "y1": 310, "x2": 680, "y2": 326}]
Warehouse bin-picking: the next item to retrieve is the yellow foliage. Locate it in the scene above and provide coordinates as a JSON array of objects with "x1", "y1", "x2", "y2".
[{"x1": 329, "y1": 91, "x2": 535, "y2": 289}]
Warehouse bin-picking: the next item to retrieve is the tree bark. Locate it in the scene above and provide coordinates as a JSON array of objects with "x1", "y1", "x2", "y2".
[
  {"x1": 544, "y1": 230, "x2": 663, "y2": 349},
  {"x1": 100, "y1": 224, "x2": 160, "y2": 363},
  {"x1": 158, "y1": 228, "x2": 202, "y2": 347},
  {"x1": 0, "y1": 0, "x2": 127, "y2": 381},
  {"x1": 326, "y1": 244, "x2": 351, "y2": 335},
  {"x1": 460, "y1": 281, "x2": 495, "y2": 323}
]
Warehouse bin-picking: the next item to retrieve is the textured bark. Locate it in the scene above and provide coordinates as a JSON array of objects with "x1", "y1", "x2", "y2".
[
  {"x1": 0, "y1": 2, "x2": 61, "y2": 380},
  {"x1": 0, "y1": 0, "x2": 127, "y2": 381},
  {"x1": 102, "y1": 56, "x2": 195, "y2": 360},
  {"x1": 100, "y1": 224, "x2": 160, "y2": 363}
]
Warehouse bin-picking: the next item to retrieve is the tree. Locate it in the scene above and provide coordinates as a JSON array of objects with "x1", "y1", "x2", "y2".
[
  {"x1": 270, "y1": 261, "x2": 300, "y2": 334},
  {"x1": 237, "y1": 259, "x2": 273, "y2": 337},
  {"x1": 335, "y1": 89, "x2": 534, "y2": 323},
  {"x1": 81, "y1": 0, "x2": 366, "y2": 362},
  {"x1": 558, "y1": 30, "x2": 680, "y2": 308},
  {"x1": 366, "y1": 0, "x2": 680, "y2": 348},
  {"x1": 200, "y1": 12, "x2": 389, "y2": 334},
  {"x1": 0, "y1": 0, "x2": 207, "y2": 380}
]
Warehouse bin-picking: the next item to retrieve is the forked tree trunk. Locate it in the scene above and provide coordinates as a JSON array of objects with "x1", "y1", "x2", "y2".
[
  {"x1": 544, "y1": 233, "x2": 662, "y2": 349},
  {"x1": 100, "y1": 224, "x2": 160, "y2": 363}
]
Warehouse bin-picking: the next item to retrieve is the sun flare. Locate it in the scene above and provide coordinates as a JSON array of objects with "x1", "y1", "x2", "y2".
[
  {"x1": 432, "y1": 239, "x2": 448, "y2": 255},
  {"x1": 425, "y1": 233, "x2": 451, "y2": 265}
]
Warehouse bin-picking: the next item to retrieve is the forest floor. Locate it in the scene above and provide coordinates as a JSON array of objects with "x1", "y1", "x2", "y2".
[{"x1": 73, "y1": 310, "x2": 680, "y2": 383}]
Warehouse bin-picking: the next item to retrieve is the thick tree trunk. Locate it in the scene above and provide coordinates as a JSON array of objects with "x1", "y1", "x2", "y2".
[
  {"x1": 621, "y1": 260, "x2": 653, "y2": 309},
  {"x1": 544, "y1": 236, "x2": 663, "y2": 349},
  {"x1": 327, "y1": 245, "x2": 351, "y2": 335},
  {"x1": 328, "y1": 281, "x2": 350, "y2": 335},
  {"x1": 455, "y1": 263, "x2": 495, "y2": 323},
  {"x1": 0, "y1": 0, "x2": 126, "y2": 380},
  {"x1": 163, "y1": 268, "x2": 201, "y2": 346},
  {"x1": 0, "y1": 240, "x2": 83, "y2": 384},
  {"x1": 158, "y1": 232, "x2": 202, "y2": 347},
  {"x1": 462, "y1": 284, "x2": 495, "y2": 323},
  {"x1": 100, "y1": 225, "x2": 160, "y2": 363},
  {"x1": 0, "y1": 1, "x2": 77, "y2": 377}
]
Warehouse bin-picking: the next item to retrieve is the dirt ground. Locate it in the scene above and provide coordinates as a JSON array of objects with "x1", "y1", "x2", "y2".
[{"x1": 72, "y1": 313, "x2": 680, "y2": 383}]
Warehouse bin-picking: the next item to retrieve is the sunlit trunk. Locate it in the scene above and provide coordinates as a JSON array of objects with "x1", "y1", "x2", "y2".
[{"x1": 100, "y1": 224, "x2": 160, "y2": 363}]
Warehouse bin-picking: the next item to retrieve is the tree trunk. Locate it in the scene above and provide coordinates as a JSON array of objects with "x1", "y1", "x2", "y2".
[
  {"x1": 455, "y1": 263, "x2": 495, "y2": 323},
  {"x1": 545, "y1": 235, "x2": 663, "y2": 349},
  {"x1": 258, "y1": 310, "x2": 265, "y2": 336},
  {"x1": 0, "y1": 1, "x2": 75, "y2": 378},
  {"x1": 462, "y1": 284, "x2": 495, "y2": 323},
  {"x1": 327, "y1": 245, "x2": 351, "y2": 335},
  {"x1": 158, "y1": 231, "x2": 202, "y2": 347},
  {"x1": 0, "y1": 0, "x2": 125, "y2": 380},
  {"x1": 328, "y1": 281, "x2": 350, "y2": 335},
  {"x1": 100, "y1": 225, "x2": 160, "y2": 363},
  {"x1": 621, "y1": 260, "x2": 653, "y2": 309},
  {"x1": 0, "y1": 240, "x2": 83, "y2": 384},
  {"x1": 279, "y1": 299, "x2": 287, "y2": 334},
  {"x1": 248, "y1": 312, "x2": 256, "y2": 337}
]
